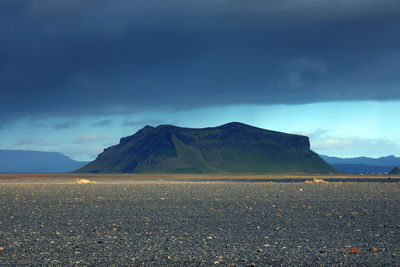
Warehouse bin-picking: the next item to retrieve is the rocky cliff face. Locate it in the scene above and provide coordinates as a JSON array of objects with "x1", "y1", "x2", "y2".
[{"x1": 77, "y1": 122, "x2": 338, "y2": 174}]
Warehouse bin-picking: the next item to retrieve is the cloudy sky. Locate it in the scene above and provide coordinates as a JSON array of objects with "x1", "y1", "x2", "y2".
[{"x1": 1, "y1": 0, "x2": 400, "y2": 161}]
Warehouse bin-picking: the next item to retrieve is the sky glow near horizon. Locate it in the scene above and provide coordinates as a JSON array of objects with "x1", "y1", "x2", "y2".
[
  {"x1": 1, "y1": 101, "x2": 399, "y2": 161},
  {"x1": 1, "y1": 0, "x2": 400, "y2": 161}
]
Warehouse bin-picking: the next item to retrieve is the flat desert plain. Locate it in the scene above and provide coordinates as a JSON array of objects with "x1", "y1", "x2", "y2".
[{"x1": 0, "y1": 174, "x2": 400, "y2": 265}]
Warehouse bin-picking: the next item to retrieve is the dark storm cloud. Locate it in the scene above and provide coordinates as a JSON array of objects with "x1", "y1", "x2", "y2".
[
  {"x1": 122, "y1": 119, "x2": 167, "y2": 127},
  {"x1": 92, "y1": 119, "x2": 112, "y2": 127},
  {"x1": 54, "y1": 121, "x2": 79, "y2": 130},
  {"x1": 1, "y1": 0, "x2": 400, "y2": 122},
  {"x1": 13, "y1": 136, "x2": 39, "y2": 146},
  {"x1": 12, "y1": 136, "x2": 59, "y2": 146},
  {"x1": 73, "y1": 133, "x2": 108, "y2": 144}
]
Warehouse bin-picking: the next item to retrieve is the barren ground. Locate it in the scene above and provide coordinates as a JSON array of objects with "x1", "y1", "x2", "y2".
[{"x1": 0, "y1": 175, "x2": 399, "y2": 265}]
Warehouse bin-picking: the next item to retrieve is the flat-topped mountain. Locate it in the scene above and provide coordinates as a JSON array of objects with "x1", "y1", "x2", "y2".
[{"x1": 78, "y1": 122, "x2": 338, "y2": 174}]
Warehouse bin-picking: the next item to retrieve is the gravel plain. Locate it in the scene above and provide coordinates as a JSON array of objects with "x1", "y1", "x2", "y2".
[{"x1": 0, "y1": 181, "x2": 399, "y2": 266}]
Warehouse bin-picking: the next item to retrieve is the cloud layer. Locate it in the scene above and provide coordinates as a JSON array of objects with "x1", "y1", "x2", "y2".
[{"x1": 1, "y1": 0, "x2": 400, "y2": 124}]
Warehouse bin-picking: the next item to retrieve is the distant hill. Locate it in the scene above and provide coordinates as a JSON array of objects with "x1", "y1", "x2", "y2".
[
  {"x1": 327, "y1": 164, "x2": 394, "y2": 174},
  {"x1": 78, "y1": 122, "x2": 338, "y2": 174},
  {"x1": 320, "y1": 155, "x2": 400, "y2": 174},
  {"x1": 0, "y1": 150, "x2": 88, "y2": 173},
  {"x1": 389, "y1": 167, "x2": 400, "y2": 175},
  {"x1": 320, "y1": 155, "x2": 400, "y2": 166}
]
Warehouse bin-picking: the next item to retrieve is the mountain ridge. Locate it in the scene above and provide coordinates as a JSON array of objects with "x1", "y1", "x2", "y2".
[
  {"x1": 320, "y1": 155, "x2": 400, "y2": 174},
  {"x1": 320, "y1": 155, "x2": 400, "y2": 166},
  {"x1": 0, "y1": 150, "x2": 88, "y2": 173}
]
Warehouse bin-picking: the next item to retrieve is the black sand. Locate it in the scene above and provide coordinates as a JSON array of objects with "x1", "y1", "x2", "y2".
[{"x1": 1, "y1": 181, "x2": 399, "y2": 265}]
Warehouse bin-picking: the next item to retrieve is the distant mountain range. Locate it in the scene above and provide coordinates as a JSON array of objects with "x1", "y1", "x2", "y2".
[
  {"x1": 2, "y1": 130, "x2": 399, "y2": 174},
  {"x1": 78, "y1": 122, "x2": 338, "y2": 174},
  {"x1": 0, "y1": 150, "x2": 88, "y2": 173},
  {"x1": 320, "y1": 155, "x2": 400, "y2": 174}
]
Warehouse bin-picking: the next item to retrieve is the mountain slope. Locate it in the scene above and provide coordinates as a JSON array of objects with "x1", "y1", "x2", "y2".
[
  {"x1": 389, "y1": 167, "x2": 400, "y2": 175},
  {"x1": 0, "y1": 150, "x2": 88, "y2": 173},
  {"x1": 320, "y1": 155, "x2": 400, "y2": 174},
  {"x1": 78, "y1": 122, "x2": 338, "y2": 174}
]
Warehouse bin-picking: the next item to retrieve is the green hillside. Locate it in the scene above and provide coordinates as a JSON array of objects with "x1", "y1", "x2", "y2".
[{"x1": 77, "y1": 122, "x2": 338, "y2": 174}]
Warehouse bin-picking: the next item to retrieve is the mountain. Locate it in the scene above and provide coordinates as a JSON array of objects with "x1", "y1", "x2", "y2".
[
  {"x1": 320, "y1": 155, "x2": 400, "y2": 174},
  {"x1": 320, "y1": 155, "x2": 400, "y2": 166},
  {"x1": 78, "y1": 122, "x2": 338, "y2": 174},
  {"x1": 389, "y1": 167, "x2": 400, "y2": 175},
  {"x1": 0, "y1": 150, "x2": 88, "y2": 173},
  {"x1": 326, "y1": 164, "x2": 394, "y2": 174}
]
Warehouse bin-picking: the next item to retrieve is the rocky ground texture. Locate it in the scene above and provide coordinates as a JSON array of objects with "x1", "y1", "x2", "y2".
[{"x1": 0, "y1": 181, "x2": 399, "y2": 265}]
